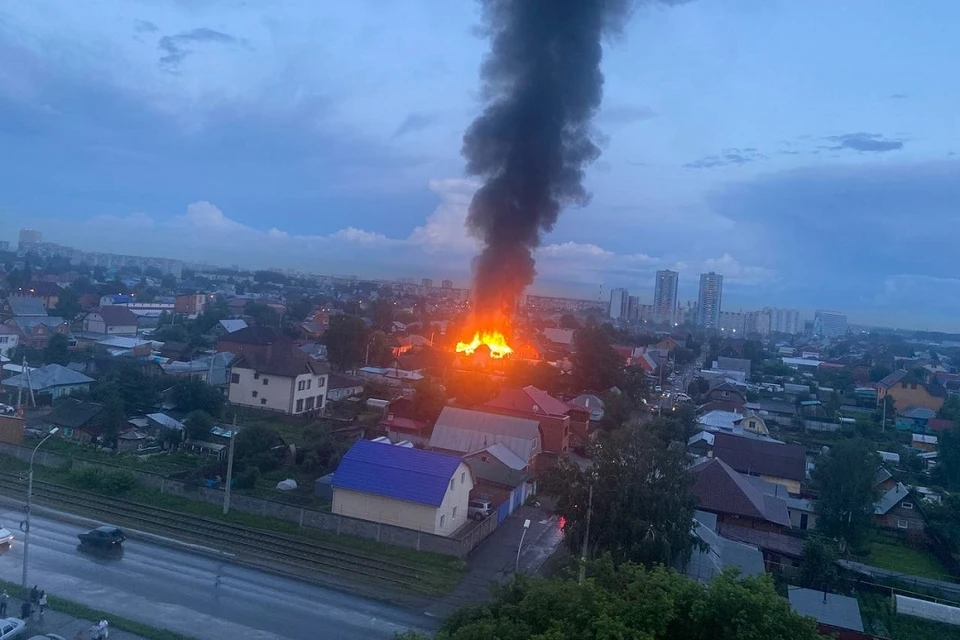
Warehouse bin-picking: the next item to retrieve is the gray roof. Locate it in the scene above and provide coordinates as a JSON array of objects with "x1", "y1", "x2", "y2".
[
  {"x1": 429, "y1": 407, "x2": 542, "y2": 462},
  {"x1": 5, "y1": 295, "x2": 48, "y2": 317},
  {"x1": 1, "y1": 363, "x2": 94, "y2": 391},
  {"x1": 465, "y1": 458, "x2": 529, "y2": 489},
  {"x1": 684, "y1": 512, "x2": 765, "y2": 584},
  {"x1": 218, "y1": 319, "x2": 248, "y2": 333},
  {"x1": 875, "y1": 482, "x2": 912, "y2": 515},
  {"x1": 717, "y1": 356, "x2": 752, "y2": 376},
  {"x1": 788, "y1": 586, "x2": 864, "y2": 631},
  {"x1": 877, "y1": 369, "x2": 908, "y2": 389},
  {"x1": 900, "y1": 406, "x2": 936, "y2": 420},
  {"x1": 475, "y1": 442, "x2": 527, "y2": 470},
  {"x1": 146, "y1": 413, "x2": 185, "y2": 431},
  {"x1": 10, "y1": 316, "x2": 66, "y2": 333}
]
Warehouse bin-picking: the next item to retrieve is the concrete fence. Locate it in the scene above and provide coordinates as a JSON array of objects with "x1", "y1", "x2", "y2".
[{"x1": 0, "y1": 442, "x2": 494, "y2": 558}]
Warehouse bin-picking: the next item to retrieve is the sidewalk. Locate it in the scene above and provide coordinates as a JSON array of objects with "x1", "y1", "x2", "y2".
[{"x1": 3, "y1": 594, "x2": 147, "y2": 640}]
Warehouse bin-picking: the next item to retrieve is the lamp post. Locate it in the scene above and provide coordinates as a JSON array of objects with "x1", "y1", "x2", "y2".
[
  {"x1": 21, "y1": 426, "x2": 59, "y2": 587},
  {"x1": 515, "y1": 518, "x2": 531, "y2": 574}
]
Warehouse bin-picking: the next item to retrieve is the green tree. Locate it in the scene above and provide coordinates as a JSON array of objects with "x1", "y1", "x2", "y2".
[
  {"x1": 171, "y1": 378, "x2": 224, "y2": 417},
  {"x1": 558, "y1": 314, "x2": 580, "y2": 330},
  {"x1": 244, "y1": 301, "x2": 279, "y2": 327},
  {"x1": 184, "y1": 410, "x2": 215, "y2": 441},
  {"x1": 42, "y1": 333, "x2": 71, "y2": 365},
  {"x1": 368, "y1": 329, "x2": 394, "y2": 367},
  {"x1": 797, "y1": 537, "x2": 838, "y2": 591},
  {"x1": 99, "y1": 392, "x2": 126, "y2": 447},
  {"x1": 160, "y1": 273, "x2": 177, "y2": 290},
  {"x1": 234, "y1": 423, "x2": 282, "y2": 470},
  {"x1": 542, "y1": 426, "x2": 696, "y2": 568},
  {"x1": 506, "y1": 361, "x2": 562, "y2": 394},
  {"x1": 571, "y1": 323, "x2": 624, "y2": 392},
  {"x1": 869, "y1": 364, "x2": 893, "y2": 383},
  {"x1": 370, "y1": 298, "x2": 395, "y2": 332},
  {"x1": 934, "y1": 428, "x2": 960, "y2": 490},
  {"x1": 54, "y1": 286, "x2": 82, "y2": 321},
  {"x1": 323, "y1": 314, "x2": 369, "y2": 371},
  {"x1": 811, "y1": 438, "x2": 880, "y2": 552},
  {"x1": 620, "y1": 365, "x2": 650, "y2": 407},
  {"x1": 410, "y1": 379, "x2": 446, "y2": 422}
]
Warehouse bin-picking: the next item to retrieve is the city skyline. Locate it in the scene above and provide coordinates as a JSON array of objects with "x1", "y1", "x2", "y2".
[{"x1": 2, "y1": 1, "x2": 959, "y2": 330}]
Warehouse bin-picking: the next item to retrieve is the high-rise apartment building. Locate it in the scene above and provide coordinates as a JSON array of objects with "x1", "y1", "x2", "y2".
[
  {"x1": 609, "y1": 287, "x2": 629, "y2": 320},
  {"x1": 421, "y1": 278, "x2": 433, "y2": 289},
  {"x1": 441, "y1": 280, "x2": 453, "y2": 289},
  {"x1": 653, "y1": 270, "x2": 679, "y2": 326},
  {"x1": 719, "y1": 311, "x2": 745, "y2": 333},
  {"x1": 627, "y1": 295, "x2": 640, "y2": 322},
  {"x1": 18, "y1": 228, "x2": 42, "y2": 252},
  {"x1": 813, "y1": 310, "x2": 847, "y2": 338},
  {"x1": 696, "y1": 272, "x2": 723, "y2": 329},
  {"x1": 769, "y1": 308, "x2": 802, "y2": 335}
]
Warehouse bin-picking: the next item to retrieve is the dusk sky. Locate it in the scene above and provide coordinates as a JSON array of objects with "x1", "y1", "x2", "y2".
[{"x1": 1, "y1": 1, "x2": 958, "y2": 330}]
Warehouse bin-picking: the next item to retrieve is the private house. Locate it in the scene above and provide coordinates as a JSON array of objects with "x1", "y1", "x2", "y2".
[
  {"x1": 326, "y1": 373, "x2": 365, "y2": 402},
  {"x1": 464, "y1": 457, "x2": 534, "y2": 523},
  {"x1": 690, "y1": 457, "x2": 792, "y2": 533},
  {"x1": 716, "y1": 356, "x2": 752, "y2": 378},
  {"x1": 0, "y1": 295, "x2": 48, "y2": 322},
  {"x1": 1, "y1": 364, "x2": 94, "y2": 401},
  {"x1": 174, "y1": 293, "x2": 208, "y2": 317},
  {"x1": 697, "y1": 410, "x2": 771, "y2": 438},
  {"x1": 82, "y1": 306, "x2": 139, "y2": 336},
  {"x1": 911, "y1": 433, "x2": 938, "y2": 452},
  {"x1": 787, "y1": 587, "x2": 865, "y2": 636},
  {"x1": 569, "y1": 394, "x2": 604, "y2": 421},
  {"x1": 683, "y1": 511, "x2": 765, "y2": 584},
  {"x1": 145, "y1": 412, "x2": 186, "y2": 438},
  {"x1": 877, "y1": 370, "x2": 946, "y2": 413},
  {"x1": 711, "y1": 432, "x2": 807, "y2": 495},
  {"x1": 331, "y1": 439, "x2": 474, "y2": 536},
  {"x1": 216, "y1": 325, "x2": 290, "y2": 358},
  {"x1": 45, "y1": 398, "x2": 104, "y2": 444},
  {"x1": 117, "y1": 429, "x2": 151, "y2": 453},
  {"x1": 705, "y1": 382, "x2": 747, "y2": 405},
  {"x1": 23, "y1": 282, "x2": 63, "y2": 310},
  {"x1": 4, "y1": 316, "x2": 69, "y2": 349},
  {"x1": 0, "y1": 324, "x2": 20, "y2": 357},
  {"x1": 874, "y1": 482, "x2": 927, "y2": 537},
  {"x1": 215, "y1": 318, "x2": 248, "y2": 337},
  {"x1": 158, "y1": 341, "x2": 197, "y2": 362},
  {"x1": 481, "y1": 385, "x2": 573, "y2": 456},
  {"x1": 542, "y1": 328, "x2": 575, "y2": 352},
  {"x1": 429, "y1": 406, "x2": 543, "y2": 469},
  {"x1": 228, "y1": 345, "x2": 329, "y2": 415},
  {"x1": 874, "y1": 468, "x2": 897, "y2": 493},
  {"x1": 896, "y1": 406, "x2": 936, "y2": 432}
]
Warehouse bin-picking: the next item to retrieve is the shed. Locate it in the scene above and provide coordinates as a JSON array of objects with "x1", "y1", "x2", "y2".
[{"x1": 788, "y1": 586, "x2": 864, "y2": 632}]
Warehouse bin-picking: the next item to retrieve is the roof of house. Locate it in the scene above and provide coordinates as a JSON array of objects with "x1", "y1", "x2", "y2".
[
  {"x1": 900, "y1": 406, "x2": 937, "y2": 420},
  {"x1": 93, "y1": 306, "x2": 139, "y2": 327},
  {"x1": 1, "y1": 364, "x2": 94, "y2": 391},
  {"x1": 380, "y1": 415, "x2": 430, "y2": 433},
  {"x1": 217, "y1": 325, "x2": 289, "y2": 345},
  {"x1": 712, "y1": 432, "x2": 806, "y2": 482},
  {"x1": 717, "y1": 356, "x2": 752, "y2": 376},
  {"x1": 44, "y1": 398, "x2": 104, "y2": 429},
  {"x1": 874, "y1": 468, "x2": 893, "y2": 487},
  {"x1": 218, "y1": 319, "x2": 248, "y2": 334},
  {"x1": 327, "y1": 373, "x2": 363, "y2": 391},
  {"x1": 430, "y1": 407, "x2": 541, "y2": 462},
  {"x1": 698, "y1": 410, "x2": 745, "y2": 432},
  {"x1": 4, "y1": 296, "x2": 48, "y2": 317},
  {"x1": 697, "y1": 399, "x2": 747, "y2": 414},
  {"x1": 691, "y1": 457, "x2": 791, "y2": 527},
  {"x1": 875, "y1": 482, "x2": 913, "y2": 515},
  {"x1": 8, "y1": 316, "x2": 67, "y2": 334},
  {"x1": 465, "y1": 458, "x2": 529, "y2": 489},
  {"x1": 231, "y1": 345, "x2": 328, "y2": 378},
  {"x1": 788, "y1": 586, "x2": 864, "y2": 632},
  {"x1": 146, "y1": 413, "x2": 185, "y2": 431},
  {"x1": 685, "y1": 512, "x2": 765, "y2": 583},
  {"x1": 331, "y1": 439, "x2": 465, "y2": 507},
  {"x1": 877, "y1": 369, "x2": 908, "y2": 389},
  {"x1": 26, "y1": 281, "x2": 64, "y2": 297},
  {"x1": 719, "y1": 523, "x2": 805, "y2": 557},
  {"x1": 928, "y1": 418, "x2": 956, "y2": 432},
  {"x1": 543, "y1": 327, "x2": 575, "y2": 346},
  {"x1": 484, "y1": 385, "x2": 571, "y2": 417},
  {"x1": 470, "y1": 442, "x2": 527, "y2": 471},
  {"x1": 912, "y1": 433, "x2": 938, "y2": 445},
  {"x1": 708, "y1": 382, "x2": 747, "y2": 399}
]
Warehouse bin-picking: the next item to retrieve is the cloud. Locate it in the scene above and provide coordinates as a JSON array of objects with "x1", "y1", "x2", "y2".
[
  {"x1": 888, "y1": 93, "x2": 908, "y2": 100},
  {"x1": 683, "y1": 148, "x2": 767, "y2": 169},
  {"x1": 134, "y1": 20, "x2": 159, "y2": 33},
  {"x1": 158, "y1": 28, "x2": 241, "y2": 72},
  {"x1": 600, "y1": 105, "x2": 657, "y2": 125},
  {"x1": 824, "y1": 132, "x2": 903, "y2": 152},
  {"x1": 392, "y1": 111, "x2": 439, "y2": 138}
]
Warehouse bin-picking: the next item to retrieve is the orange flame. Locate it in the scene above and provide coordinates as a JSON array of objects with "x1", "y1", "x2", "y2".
[{"x1": 456, "y1": 330, "x2": 514, "y2": 359}]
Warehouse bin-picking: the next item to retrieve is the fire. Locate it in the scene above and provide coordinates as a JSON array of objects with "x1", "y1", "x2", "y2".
[{"x1": 456, "y1": 330, "x2": 514, "y2": 359}]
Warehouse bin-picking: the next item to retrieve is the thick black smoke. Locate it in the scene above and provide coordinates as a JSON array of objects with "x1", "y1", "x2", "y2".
[{"x1": 463, "y1": 0, "x2": 659, "y2": 316}]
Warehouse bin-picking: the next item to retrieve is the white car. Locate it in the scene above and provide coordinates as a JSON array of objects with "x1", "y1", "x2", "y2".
[
  {"x1": 0, "y1": 524, "x2": 13, "y2": 546},
  {"x1": 0, "y1": 617, "x2": 26, "y2": 639},
  {"x1": 28, "y1": 635, "x2": 67, "y2": 640}
]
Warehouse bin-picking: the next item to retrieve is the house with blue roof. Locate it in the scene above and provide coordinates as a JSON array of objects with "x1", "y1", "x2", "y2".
[{"x1": 331, "y1": 439, "x2": 474, "y2": 536}]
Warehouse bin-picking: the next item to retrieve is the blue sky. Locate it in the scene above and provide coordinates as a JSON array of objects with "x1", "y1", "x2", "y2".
[{"x1": 1, "y1": 0, "x2": 958, "y2": 330}]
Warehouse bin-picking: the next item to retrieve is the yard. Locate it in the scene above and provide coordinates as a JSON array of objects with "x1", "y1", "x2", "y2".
[
  {"x1": 857, "y1": 591, "x2": 960, "y2": 640},
  {"x1": 866, "y1": 540, "x2": 952, "y2": 581}
]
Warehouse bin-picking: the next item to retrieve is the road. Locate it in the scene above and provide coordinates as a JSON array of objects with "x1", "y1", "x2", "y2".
[{"x1": 0, "y1": 506, "x2": 437, "y2": 640}]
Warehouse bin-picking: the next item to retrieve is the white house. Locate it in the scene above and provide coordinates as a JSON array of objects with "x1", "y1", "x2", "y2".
[
  {"x1": 331, "y1": 439, "x2": 474, "y2": 536},
  {"x1": 0, "y1": 324, "x2": 20, "y2": 357},
  {"x1": 82, "y1": 306, "x2": 139, "y2": 336},
  {"x1": 228, "y1": 346, "x2": 329, "y2": 415}
]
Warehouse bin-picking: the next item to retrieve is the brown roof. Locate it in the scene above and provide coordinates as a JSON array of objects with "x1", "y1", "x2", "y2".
[
  {"x1": 691, "y1": 458, "x2": 791, "y2": 527},
  {"x1": 484, "y1": 386, "x2": 571, "y2": 417},
  {"x1": 231, "y1": 345, "x2": 328, "y2": 378},
  {"x1": 712, "y1": 432, "x2": 807, "y2": 482},
  {"x1": 27, "y1": 281, "x2": 64, "y2": 297},
  {"x1": 218, "y1": 325, "x2": 289, "y2": 346},
  {"x1": 718, "y1": 523, "x2": 804, "y2": 557},
  {"x1": 698, "y1": 399, "x2": 747, "y2": 414},
  {"x1": 928, "y1": 418, "x2": 956, "y2": 432},
  {"x1": 95, "y1": 305, "x2": 139, "y2": 327}
]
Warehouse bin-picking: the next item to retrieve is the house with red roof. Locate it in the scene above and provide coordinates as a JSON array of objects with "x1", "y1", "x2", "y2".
[{"x1": 481, "y1": 385, "x2": 576, "y2": 456}]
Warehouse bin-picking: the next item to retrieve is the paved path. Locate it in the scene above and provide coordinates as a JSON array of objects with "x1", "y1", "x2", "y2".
[
  {"x1": 426, "y1": 505, "x2": 563, "y2": 619},
  {"x1": 0, "y1": 504, "x2": 437, "y2": 640},
  {"x1": 3, "y1": 593, "x2": 145, "y2": 639}
]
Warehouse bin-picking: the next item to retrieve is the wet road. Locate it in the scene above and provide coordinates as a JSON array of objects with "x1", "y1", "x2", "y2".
[{"x1": 0, "y1": 505, "x2": 437, "y2": 640}]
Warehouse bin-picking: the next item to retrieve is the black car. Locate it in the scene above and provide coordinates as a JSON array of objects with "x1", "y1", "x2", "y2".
[{"x1": 78, "y1": 526, "x2": 126, "y2": 547}]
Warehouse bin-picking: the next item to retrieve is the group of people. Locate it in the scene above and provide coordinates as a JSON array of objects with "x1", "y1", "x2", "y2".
[{"x1": 0, "y1": 586, "x2": 108, "y2": 638}]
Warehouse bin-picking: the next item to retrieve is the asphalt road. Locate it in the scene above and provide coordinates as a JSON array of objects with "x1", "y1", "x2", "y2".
[{"x1": 0, "y1": 506, "x2": 437, "y2": 640}]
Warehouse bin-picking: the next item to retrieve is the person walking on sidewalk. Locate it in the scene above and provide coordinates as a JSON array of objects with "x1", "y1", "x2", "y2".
[
  {"x1": 0, "y1": 590, "x2": 8, "y2": 616},
  {"x1": 30, "y1": 585, "x2": 39, "y2": 605},
  {"x1": 38, "y1": 591, "x2": 48, "y2": 618},
  {"x1": 20, "y1": 600, "x2": 32, "y2": 620}
]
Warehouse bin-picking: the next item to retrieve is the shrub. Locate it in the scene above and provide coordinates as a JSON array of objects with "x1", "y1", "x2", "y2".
[
  {"x1": 69, "y1": 467, "x2": 138, "y2": 496},
  {"x1": 235, "y1": 465, "x2": 261, "y2": 490}
]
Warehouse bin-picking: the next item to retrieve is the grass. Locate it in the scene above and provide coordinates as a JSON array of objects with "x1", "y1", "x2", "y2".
[
  {"x1": 0, "y1": 578, "x2": 198, "y2": 640},
  {"x1": 867, "y1": 540, "x2": 952, "y2": 581},
  {"x1": 24, "y1": 434, "x2": 211, "y2": 476},
  {"x1": 857, "y1": 590, "x2": 960, "y2": 640}
]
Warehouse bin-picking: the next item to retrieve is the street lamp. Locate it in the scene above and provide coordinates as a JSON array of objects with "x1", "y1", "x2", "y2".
[
  {"x1": 21, "y1": 426, "x2": 58, "y2": 587},
  {"x1": 515, "y1": 518, "x2": 531, "y2": 573}
]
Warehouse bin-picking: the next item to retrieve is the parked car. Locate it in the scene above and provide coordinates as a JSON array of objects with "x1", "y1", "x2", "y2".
[
  {"x1": 468, "y1": 499, "x2": 493, "y2": 521},
  {"x1": 27, "y1": 635, "x2": 67, "y2": 640},
  {"x1": 78, "y1": 526, "x2": 126, "y2": 548},
  {"x1": 0, "y1": 524, "x2": 13, "y2": 547},
  {"x1": 0, "y1": 617, "x2": 25, "y2": 639}
]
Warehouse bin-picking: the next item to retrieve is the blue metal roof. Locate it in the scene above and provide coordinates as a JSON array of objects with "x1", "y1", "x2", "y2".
[{"x1": 331, "y1": 440, "x2": 463, "y2": 507}]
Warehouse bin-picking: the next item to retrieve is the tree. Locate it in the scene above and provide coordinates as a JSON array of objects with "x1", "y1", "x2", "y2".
[
  {"x1": 620, "y1": 365, "x2": 650, "y2": 407},
  {"x1": 244, "y1": 301, "x2": 279, "y2": 327},
  {"x1": 99, "y1": 392, "x2": 126, "y2": 447},
  {"x1": 934, "y1": 428, "x2": 960, "y2": 490},
  {"x1": 410, "y1": 379, "x2": 446, "y2": 422},
  {"x1": 558, "y1": 314, "x2": 580, "y2": 330},
  {"x1": 234, "y1": 423, "x2": 282, "y2": 470},
  {"x1": 925, "y1": 493, "x2": 960, "y2": 555},
  {"x1": 542, "y1": 426, "x2": 696, "y2": 568},
  {"x1": 42, "y1": 333, "x2": 70, "y2": 366},
  {"x1": 171, "y1": 378, "x2": 224, "y2": 417},
  {"x1": 797, "y1": 537, "x2": 838, "y2": 591},
  {"x1": 54, "y1": 287, "x2": 82, "y2": 321},
  {"x1": 160, "y1": 273, "x2": 177, "y2": 290},
  {"x1": 323, "y1": 314, "x2": 368, "y2": 371},
  {"x1": 412, "y1": 562, "x2": 819, "y2": 640},
  {"x1": 369, "y1": 298, "x2": 394, "y2": 332},
  {"x1": 286, "y1": 296, "x2": 315, "y2": 323},
  {"x1": 571, "y1": 324, "x2": 624, "y2": 392},
  {"x1": 506, "y1": 361, "x2": 561, "y2": 394},
  {"x1": 811, "y1": 438, "x2": 880, "y2": 552},
  {"x1": 367, "y1": 330, "x2": 394, "y2": 367},
  {"x1": 869, "y1": 364, "x2": 893, "y2": 383},
  {"x1": 184, "y1": 410, "x2": 215, "y2": 441}
]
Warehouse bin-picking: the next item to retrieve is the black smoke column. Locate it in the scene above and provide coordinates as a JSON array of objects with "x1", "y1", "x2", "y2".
[{"x1": 463, "y1": 0, "x2": 661, "y2": 317}]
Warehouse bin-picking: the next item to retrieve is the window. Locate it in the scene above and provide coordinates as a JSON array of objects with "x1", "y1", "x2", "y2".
[
  {"x1": 440, "y1": 514, "x2": 446, "y2": 528},
  {"x1": 298, "y1": 380, "x2": 305, "y2": 391},
  {"x1": 307, "y1": 378, "x2": 312, "y2": 389},
  {"x1": 231, "y1": 373, "x2": 240, "y2": 384},
  {"x1": 254, "y1": 372, "x2": 260, "y2": 380},
  {"x1": 449, "y1": 479, "x2": 454, "y2": 490},
  {"x1": 296, "y1": 398, "x2": 304, "y2": 413},
  {"x1": 461, "y1": 472, "x2": 465, "y2": 484},
  {"x1": 897, "y1": 519, "x2": 909, "y2": 529},
  {"x1": 262, "y1": 378, "x2": 269, "y2": 386},
  {"x1": 318, "y1": 376, "x2": 326, "y2": 388},
  {"x1": 452, "y1": 506, "x2": 458, "y2": 518},
  {"x1": 260, "y1": 398, "x2": 267, "y2": 405},
  {"x1": 317, "y1": 395, "x2": 324, "y2": 408},
  {"x1": 305, "y1": 397, "x2": 315, "y2": 411},
  {"x1": 252, "y1": 390, "x2": 258, "y2": 398},
  {"x1": 902, "y1": 502, "x2": 913, "y2": 510}
]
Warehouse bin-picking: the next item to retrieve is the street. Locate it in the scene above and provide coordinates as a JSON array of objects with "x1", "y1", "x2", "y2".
[{"x1": 0, "y1": 506, "x2": 437, "y2": 640}]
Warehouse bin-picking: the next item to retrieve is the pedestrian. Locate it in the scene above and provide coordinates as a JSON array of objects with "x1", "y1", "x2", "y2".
[
  {"x1": 20, "y1": 600, "x2": 31, "y2": 620},
  {"x1": 0, "y1": 589, "x2": 8, "y2": 616},
  {"x1": 39, "y1": 590, "x2": 48, "y2": 617},
  {"x1": 99, "y1": 619, "x2": 109, "y2": 639},
  {"x1": 30, "y1": 584, "x2": 39, "y2": 604}
]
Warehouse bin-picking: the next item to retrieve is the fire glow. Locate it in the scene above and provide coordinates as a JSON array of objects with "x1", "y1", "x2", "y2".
[{"x1": 456, "y1": 330, "x2": 514, "y2": 359}]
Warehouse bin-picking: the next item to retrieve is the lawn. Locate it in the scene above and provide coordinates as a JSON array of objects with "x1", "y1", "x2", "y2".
[
  {"x1": 866, "y1": 540, "x2": 951, "y2": 580},
  {"x1": 857, "y1": 591, "x2": 959, "y2": 640}
]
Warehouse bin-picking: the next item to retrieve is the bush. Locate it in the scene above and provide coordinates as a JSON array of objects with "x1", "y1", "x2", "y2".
[
  {"x1": 235, "y1": 465, "x2": 261, "y2": 490},
  {"x1": 69, "y1": 467, "x2": 138, "y2": 496}
]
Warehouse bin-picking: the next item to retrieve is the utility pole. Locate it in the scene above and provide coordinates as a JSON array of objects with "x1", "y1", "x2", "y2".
[
  {"x1": 881, "y1": 396, "x2": 887, "y2": 432},
  {"x1": 222, "y1": 414, "x2": 237, "y2": 515},
  {"x1": 577, "y1": 482, "x2": 594, "y2": 586}
]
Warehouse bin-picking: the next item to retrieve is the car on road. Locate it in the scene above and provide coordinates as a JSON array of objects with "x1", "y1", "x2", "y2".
[
  {"x1": 468, "y1": 499, "x2": 493, "y2": 521},
  {"x1": 78, "y1": 525, "x2": 126, "y2": 548},
  {"x1": 0, "y1": 524, "x2": 13, "y2": 546},
  {"x1": 0, "y1": 617, "x2": 26, "y2": 639},
  {"x1": 27, "y1": 635, "x2": 67, "y2": 640}
]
